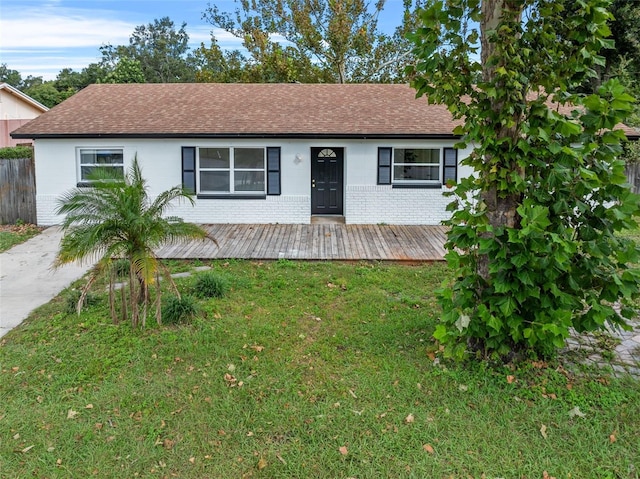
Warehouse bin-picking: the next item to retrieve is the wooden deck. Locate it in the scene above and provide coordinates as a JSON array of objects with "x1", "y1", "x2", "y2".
[{"x1": 155, "y1": 224, "x2": 448, "y2": 261}]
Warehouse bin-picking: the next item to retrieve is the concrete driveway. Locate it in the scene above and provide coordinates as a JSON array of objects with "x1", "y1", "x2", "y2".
[{"x1": 0, "y1": 227, "x2": 94, "y2": 339}]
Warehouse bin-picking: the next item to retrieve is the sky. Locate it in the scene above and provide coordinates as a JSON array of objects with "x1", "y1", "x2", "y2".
[{"x1": 0, "y1": 0, "x2": 407, "y2": 81}]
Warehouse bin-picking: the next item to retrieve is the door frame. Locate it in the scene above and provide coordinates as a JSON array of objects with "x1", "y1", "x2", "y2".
[{"x1": 310, "y1": 147, "x2": 344, "y2": 215}]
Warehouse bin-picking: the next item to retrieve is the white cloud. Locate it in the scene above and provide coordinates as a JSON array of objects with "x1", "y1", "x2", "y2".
[{"x1": 0, "y1": 7, "x2": 134, "y2": 49}]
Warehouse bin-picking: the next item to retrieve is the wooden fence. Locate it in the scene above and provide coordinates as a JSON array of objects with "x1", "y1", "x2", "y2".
[
  {"x1": 625, "y1": 163, "x2": 640, "y2": 194},
  {"x1": 0, "y1": 157, "x2": 36, "y2": 224}
]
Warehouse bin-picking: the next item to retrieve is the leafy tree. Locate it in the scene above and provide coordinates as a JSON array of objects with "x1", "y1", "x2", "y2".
[
  {"x1": 602, "y1": 0, "x2": 640, "y2": 85},
  {"x1": 0, "y1": 64, "x2": 23, "y2": 88},
  {"x1": 55, "y1": 68, "x2": 89, "y2": 92},
  {"x1": 102, "y1": 57, "x2": 146, "y2": 84},
  {"x1": 410, "y1": 0, "x2": 640, "y2": 359},
  {"x1": 194, "y1": 37, "x2": 329, "y2": 83},
  {"x1": 193, "y1": 39, "x2": 247, "y2": 83},
  {"x1": 350, "y1": 0, "x2": 428, "y2": 83},
  {"x1": 202, "y1": 0, "x2": 389, "y2": 83},
  {"x1": 23, "y1": 82, "x2": 65, "y2": 108},
  {"x1": 124, "y1": 17, "x2": 196, "y2": 82},
  {"x1": 55, "y1": 158, "x2": 209, "y2": 328}
]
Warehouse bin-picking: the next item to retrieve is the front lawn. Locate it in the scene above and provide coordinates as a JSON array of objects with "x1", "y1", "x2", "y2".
[{"x1": 1, "y1": 260, "x2": 638, "y2": 478}]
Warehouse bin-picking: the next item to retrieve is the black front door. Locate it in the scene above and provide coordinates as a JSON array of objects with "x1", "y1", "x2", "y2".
[{"x1": 311, "y1": 147, "x2": 344, "y2": 215}]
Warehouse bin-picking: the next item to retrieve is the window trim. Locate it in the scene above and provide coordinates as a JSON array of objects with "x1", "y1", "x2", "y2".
[{"x1": 76, "y1": 147, "x2": 125, "y2": 186}]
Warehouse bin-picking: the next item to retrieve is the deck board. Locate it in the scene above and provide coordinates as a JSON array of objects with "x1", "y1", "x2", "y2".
[{"x1": 155, "y1": 224, "x2": 447, "y2": 261}]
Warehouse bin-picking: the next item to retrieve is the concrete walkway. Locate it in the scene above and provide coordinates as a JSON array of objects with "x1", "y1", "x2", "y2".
[{"x1": 0, "y1": 227, "x2": 94, "y2": 339}]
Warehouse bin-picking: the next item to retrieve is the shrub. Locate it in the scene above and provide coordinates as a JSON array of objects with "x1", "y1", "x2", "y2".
[
  {"x1": 65, "y1": 290, "x2": 98, "y2": 315},
  {"x1": 193, "y1": 272, "x2": 228, "y2": 298},
  {"x1": 162, "y1": 295, "x2": 198, "y2": 324},
  {"x1": 111, "y1": 258, "x2": 131, "y2": 279},
  {"x1": 0, "y1": 146, "x2": 33, "y2": 159}
]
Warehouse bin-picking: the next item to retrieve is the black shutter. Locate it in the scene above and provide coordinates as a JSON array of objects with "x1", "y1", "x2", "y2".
[
  {"x1": 443, "y1": 147, "x2": 457, "y2": 184},
  {"x1": 267, "y1": 147, "x2": 281, "y2": 195},
  {"x1": 182, "y1": 147, "x2": 196, "y2": 194},
  {"x1": 378, "y1": 147, "x2": 392, "y2": 185}
]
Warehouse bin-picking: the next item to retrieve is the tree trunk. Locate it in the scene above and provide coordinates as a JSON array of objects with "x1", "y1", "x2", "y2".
[{"x1": 477, "y1": 0, "x2": 524, "y2": 282}]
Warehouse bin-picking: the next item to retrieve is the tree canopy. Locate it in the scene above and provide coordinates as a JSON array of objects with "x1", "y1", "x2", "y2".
[
  {"x1": 201, "y1": 0, "x2": 418, "y2": 83},
  {"x1": 410, "y1": 0, "x2": 640, "y2": 359}
]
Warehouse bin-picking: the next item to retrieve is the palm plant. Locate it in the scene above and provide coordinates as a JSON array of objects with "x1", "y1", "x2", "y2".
[{"x1": 55, "y1": 157, "x2": 209, "y2": 327}]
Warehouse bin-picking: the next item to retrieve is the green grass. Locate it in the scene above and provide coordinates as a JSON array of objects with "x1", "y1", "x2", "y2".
[
  {"x1": 0, "y1": 224, "x2": 42, "y2": 252},
  {"x1": 1, "y1": 260, "x2": 639, "y2": 478}
]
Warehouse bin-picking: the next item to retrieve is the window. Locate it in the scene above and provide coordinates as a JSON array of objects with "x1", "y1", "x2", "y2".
[
  {"x1": 378, "y1": 147, "x2": 458, "y2": 187},
  {"x1": 78, "y1": 148, "x2": 124, "y2": 182},
  {"x1": 393, "y1": 148, "x2": 440, "y2": 183},
  {"x1": 182, "y1": 147, "x2": 281, "y2": 197}
]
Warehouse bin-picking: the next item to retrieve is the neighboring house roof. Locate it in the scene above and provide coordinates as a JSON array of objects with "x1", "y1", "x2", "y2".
[
  {"x1": 0, "y1": 83, "x2": 49, "y2": 114},
  {"x1": 10, "y1": 83, "x2": 638, "y2": 140},
  {"x1": 11, "y1": 83, "x2": 462, "y2": 140}
]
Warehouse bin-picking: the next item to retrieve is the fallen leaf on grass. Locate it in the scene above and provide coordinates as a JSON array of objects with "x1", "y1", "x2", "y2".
[
  {"x1": 67, "y1": 409, "x2": 78, "y2": 420},
  {"x1": 542, "y1": 471, "x2": 556, "y2": 479},
  {"x1": 540, "y1": 424, "x2": 548, "y2": 439},
  {"x1": 224, "y1": 373, "x2": 237, "y2": 386},
  {"x1": 506, "y1": 375, "x2": 516, "y2": 384},
  {"x1": 189, "y1": 457, "x2": 195, "y2": 464},
  {"x1": 250, "y1": 345, "x2": 264, "y2": 352},
  {"x1": 568, "y1": 406, "x2": 586, "y2": 418},
  {"x1": 458, "y1": 384, "x2": 468, "y2": 392},
  {"x1": 85, "y1": 404, "x2": 94, "y2": 409},
  {"x1": 257, "y1": 457, "x2": 268, "y2": 470},
  {"x1": 20, "y1": 445, "x2": 34, "y2": 453},
  {"x1": 339, "y1": 446, "x2": 348, "y2": 455},
  {"x1": 422, "y1": 444, "x2": 435, "y2": 454},
  {"x1": 163, "y1": 438, "x2": 175, "y2": 450},
  {"x1": 405, "y1": 413, "x2": 415, "y2": 424},
  {"x1": 609, "y1": 433, "x2": 616, "y2": 444}
]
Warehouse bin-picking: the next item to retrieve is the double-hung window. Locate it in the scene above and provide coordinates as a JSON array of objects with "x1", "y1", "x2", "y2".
[
  {"x1": 199, "y1": 147, "x2": 265, "y2": 194},
  {"x1": 394, "y1": 148, "x2": 440, "y2": 184},
  {"x1": 78, "y1": 148, "x2": 124, "y2": 183},
  {"x1": 378, "y1": 147, "x2": 458, "y2": 187}
]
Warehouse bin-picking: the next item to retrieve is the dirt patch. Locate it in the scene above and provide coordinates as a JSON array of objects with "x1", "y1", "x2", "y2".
[{"x1": 0, "y1": 224, "x2": 43, "y2": 234}]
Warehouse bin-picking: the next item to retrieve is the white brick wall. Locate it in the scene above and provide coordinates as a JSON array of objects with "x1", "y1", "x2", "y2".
[
  {"x1": 345, "y1": 185, "x2": 453, "y2": 225},
  {"x1": 36, "y1": 195, "x2": 65, "y2": 226},
  {"x1": 33, "y1": 138, "x2": 474, "y2": 226},
  {"x1": 171, "y1": 195, "x2": 310, "y2": 224},
  {"x1": 36, "y1": 194, "x2": 311, "y2": 226}
]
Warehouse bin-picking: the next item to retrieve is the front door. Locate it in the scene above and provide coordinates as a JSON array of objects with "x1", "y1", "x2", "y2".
[{"x1": 311, "y1": 147, "x2": 344, "y2": 215}]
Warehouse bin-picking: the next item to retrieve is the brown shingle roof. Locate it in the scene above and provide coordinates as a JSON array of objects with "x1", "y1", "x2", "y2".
[
  {"x1": 11, "y1": 83, "x2": 638, "y2": 139},
  {"x1": 10, "y1": 83, "x2": 461, "y2": 139}
]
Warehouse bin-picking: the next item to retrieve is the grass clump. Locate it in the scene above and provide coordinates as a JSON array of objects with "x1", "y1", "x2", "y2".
[
  {"x1": 65, "y1": 289, "x2": 99, "y2": 315},
  {"x1": 162, "y1": 294, "x2": 198, "y2": 324},
  {"x1": 111, "y1": 258, "x2": 131, "y2": 279},
  {"x1": 0, "y1": 223, "x2": 42, "y2": 252},
  {"x1": 192, "y1": 271, "x2": 228, "y2": 298}
]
